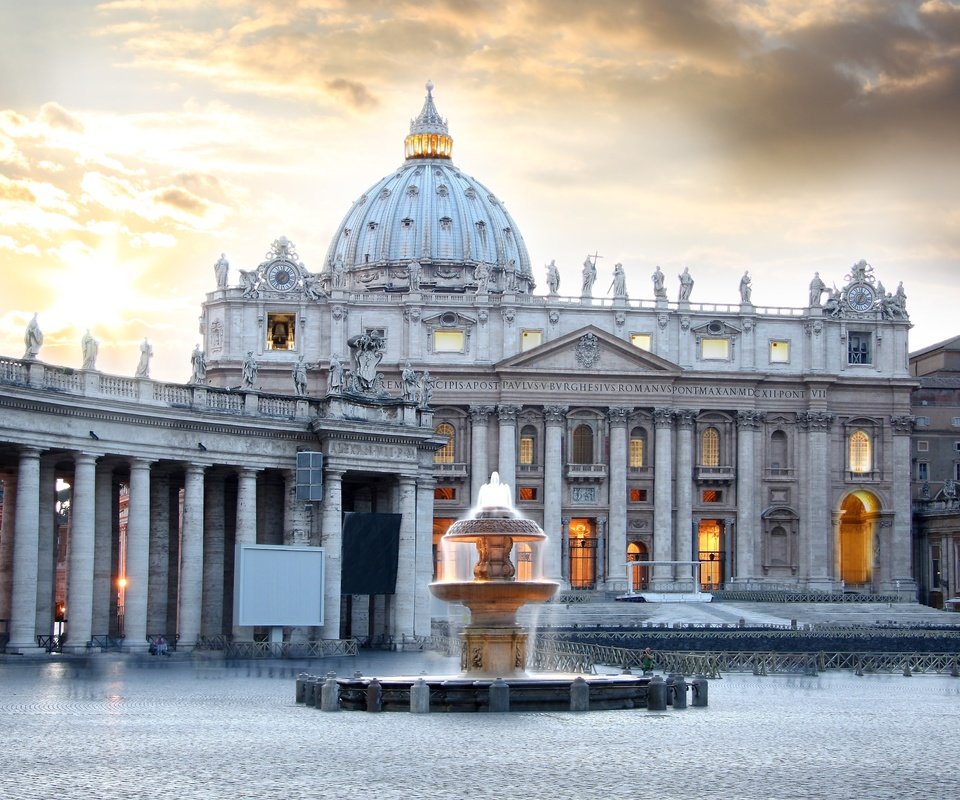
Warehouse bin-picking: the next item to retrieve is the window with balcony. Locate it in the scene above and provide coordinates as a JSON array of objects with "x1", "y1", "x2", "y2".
[
  {"x1": 848, "y1": 429, "x2": 871, "y2": 474},
  {"x1": 572, "y1": 424, "x2": 594, "y2": 464},
  {"x1": 519, "y1": 425, "x2": 537, "y2": 466},
  {"x1": 700, "y1": 427, "x2": 720, "y2": 467},
  {"x1": 629, "y1": 427, "x2": 646, "y2": 467},
  {"x1": 434, "y1": 423, "x2": 455, "y2": 464}
]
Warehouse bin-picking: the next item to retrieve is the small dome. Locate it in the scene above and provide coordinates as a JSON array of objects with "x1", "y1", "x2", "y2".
[{"x1": 323, "y1": 84, "x2": 534, "y2": 294}]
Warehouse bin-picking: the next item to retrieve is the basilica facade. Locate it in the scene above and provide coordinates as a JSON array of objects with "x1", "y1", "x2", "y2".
[{"x1": 0, "y1": 84, "x2": 918, "y2": 655}]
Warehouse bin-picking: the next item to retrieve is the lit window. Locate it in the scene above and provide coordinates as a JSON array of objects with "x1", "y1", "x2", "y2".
[
  {"x1": 630, "y1": 334, "x2": 651, "y2": 351},
  {"x1": 629, "y1": 488, "x2": 648, "y2": 502},
  {"x1": 701, "y1": 428, "x2": 720, "y2": 467},
  {"x1": 518, "y1": 487, "x2": 537, "y2": 501},
  {"x1": 629, "y1": 427, "x2": 646, "y2": 467},
  {"x1": 701, "y1": 338, "x2": 729, "y2": 360},
  {"x1": 572, "y1": 424, "x2": 594, "y2": 464},
  {"x1": 434, "y1": 330, "x2": 464, "y2": 353},
  {"x1": 434, "y1": 423, "x2": 455, "y2": 464},
  {"x1": 519, "y1": 425, "x2": 536, "y2": 465},
  {"x1": 521, "y1": 330, "x2": 543, "y2": 351},
  {"x1": 848, "y1": 429, "x2": 871, "y2": 473},
  {"x1": 266, "y1": 313, "x2": 296, "y2": 351},
  {"x1": 434, "y1": 486, "x2": 456, "y2": 501},
  {"x1": 769, "y1": 340, "x2": 790, "y2": 363},
  {"x1": 702, "y1": 490, "x2": 723, "y2": 503},
  {"x1": 848, "y1": 332, "x2": 872, "y2": 365}
]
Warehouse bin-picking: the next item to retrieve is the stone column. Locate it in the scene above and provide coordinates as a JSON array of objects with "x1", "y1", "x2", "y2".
[
  {"x1": 34, "y1": 459, "x2": 57, "y2": 640},
  {"x1": 0, "y1": 474, "x2": 15, "y2": 625},
  {"x1": 413, "y1": 475, "x2": 435, "y2": 637},
  {"x1": 201, "y1": 472, "x2": 226, "y2": 638},
  {"x1": 147, "y1": 472, "x2": 171, "y2": 637},
  {"x1": 469, "y1": 405, "x2": 494, "y2": 504},
  {"x1": 282, "y1": 469, "x2": 310, "y2": 643},
  {"x1": 889, "y1": 415, "x2": 917, "y2": 594},
  {"x1": 734, "y1": 411, "x2": 764, "y2": 583},
  {"x1": 178, "y1": 464, "x2": 206, "y2": 650},
  {"x1": 674, "y1": 410, "x2": 696, "y2": 575},
  {"x1": 92, "y1": 463, "x2": 115, "y2": 636},
  {"x1": 799, "y1": 411, "x2": 835, "y2": 590},
  {"x1": 606, "y1": 407, "x2": 630, "y2": 589},
  {"x1": 497, "y1": 404, "x2": 521, "y2": 502},
  {"x1": 652, "y1": 408, "x2": 674, "y2": 582},
  {"x1": 392, "y1": 475, "x2": 418, "y2": 642},
  {"x1": 804, "y1": 319, "x2": 825, "y2": 372},
  {"x1": 63, "y1": 453, "x2": 97, "y2": 654},
  {"x1": 122, "y1": 458, "x2": 151, "y2": 652},
  {"x1": 320, "y1": 468, "x2": 343, "y2": 640},
  {"x1": 6, "y1": 448, "x2": 43, "y2": 654},
  {"x1": 232, "y1": 467, "x2": 259, "y2": 641},
  {"x1": 543, "y1": 406, "x2": 567, "y2": 583}
]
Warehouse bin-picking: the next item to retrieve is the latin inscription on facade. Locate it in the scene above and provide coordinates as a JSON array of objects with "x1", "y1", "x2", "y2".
[{"x1": 328, "y1": 441, "x2": 417, "y2": 462}]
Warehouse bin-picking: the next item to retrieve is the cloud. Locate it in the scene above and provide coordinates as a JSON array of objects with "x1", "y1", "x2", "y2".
[
  {"x1": 325, "y1": 78, "x2": 378, "y2": 109},
  {"x1": 38, "y1": 102, "x2": 85, "y2": 133},
  {"x1": 153, "y1": 186, "x2": 209, "y2": 216}
]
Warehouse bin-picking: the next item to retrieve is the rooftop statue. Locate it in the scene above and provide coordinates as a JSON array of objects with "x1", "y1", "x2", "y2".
[
  {"x1": 81, "y1": 329, "x2": 98, "y2": 370},
  {"x1": 809, "y1": 272, "x2": 826, "y2": 307},
  {"x1": 23, "y1": 313, "x2": 42, "y2": 360},
  {"x1": 678, "y1": 267, "x2": 694, "y2": 302},
  {"x1": 651, "y1": 266, "x2": 667, "y2": 300},
  {"x1": 581, "y1": 256, "x2": 597, "y2": 297},
  {"x1": 214, "y1": 253, "x2": 229, "y2": 289},
  {"x1": 135, "y1": 338, "x2": 153, "y2": 378},
  {"x1": 190, "y1": 345, "x2": 207, "y2": 384},
  {"x1": 739, "y1": 271, "x2": 752, "y2": 304},
  {"x1": 546, "y1": 260, "x2": 560, "y2": 295},
  {"x1": 241, "y1": 351, "x2": 258, "y2": 389},
  {"x1": 609, "y1": 263, "x2": 627, "y2": 299}
]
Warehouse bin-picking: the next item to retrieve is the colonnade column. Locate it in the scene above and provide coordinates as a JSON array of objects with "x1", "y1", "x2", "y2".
[
  {"x1": 35, "y1": 459, "x2": 56, "y2": 639},
  {"x1": 392, "y1": 475, "x2": 418, "y2": 641},
  {"x1": 889, "y1": 416, "x2": 917, "y2": 594},
  {"x1": 652, "y1": 408, "x2": 674, "y2": 582},
  {"x1": 496, "y1": 404, "x2": 520, "y2": 502},
  {"x1": 543, "y1": 406, "x2": 567, "y2": 583},
  {"x1": 92, "y1": 463, "x2": 115, "y2": 636},
  {"x1": 63, "y1": 452, "x2": 97, "y2": 654},
  {"x1": 674, "y1": 409, "x2": 696, "y2": 578},
  {"x1": 282, "y1": 469, "x2": 311, "y2": 643},
  {"x1": 122, "y1": 458, "x2": 151, "y2": 652},
  {"x1": 178, "y1": 464, "x2": 206, "y2": 650},
  {"x1": 320, "y1": 469, "x2": 343, "y2": 640},
  {"x1": 200, "y1": 473, "x2": 226, "y2": 638},
  {"x1": 0, "y1": 474, "x2": 16, "y2": 625},
  {"x1": 413, "y1": 476, "x2": 435, "y2": 637},
  {"x1": 469, "y1": 405, "x2": 494, "y2": 504},
  {"x1": 800, "y1": 412, "x2": 834, "y2": 590},
  {"x1": 606, "y1": 407, "x2": 630, "y2": 589},
  {"x1": 6, "y1": 448, "x2": 42, "y2": 653},
  {"x1": 734, "y1": 411, "x2": 764, "y2": 583},
  {"x1": 233, "y1": 467, "x2": 259, "y2": 641},
  {"x1": 147, "y1": 472, "x2": 171, "y2": 636}
]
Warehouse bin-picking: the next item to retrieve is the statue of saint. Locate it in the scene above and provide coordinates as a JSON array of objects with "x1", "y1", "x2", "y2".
[
  {"x1": 546, "y1": 260, "x2": 560, "y2": 294},
  {"x1": 581, "y1": 256, "x2": 597, "y2": 297},
  {"x1": 739, "y1": 271, "x2": 752, "y2": 304},
  {"x1": 23, "y1": 313, "x2": 43, "y2": 360},
  {"x1": 408, "y1": 260, "x2": 421, "y2": 292},
  {"x1": 678, "y1": 267, "x2": 694, "y2": 302},
  {"x1": 327, "y1": 356, "x2": 344, "y2": 394},
  {"x1": 81, "y1": 329, "x2": 98, "y2": 370},
  {"x1": 241, "y1": 351, "x2": 258, "y2": 388},
  {"x1": 135, "y1": 338, "x2": 153, "y2": 378},
  {"x1": 651, "y1": 266, "x2": 667, "y2": 300},
  {"x1": 303, "y1": 271, "x2": 325, "y2": 301},
  {"x1": 609, "y1": 263, "x2": 627, "y2": 298},
  {"x1": 402, "y1": 361, "x2": 418, "y2": 401},
  {"x1": 808, "y1": 272, "x2": 827, "y2": 307},
  {"x1": 348, "y1": 331, "x2": 385, "y2": 394},
  {"x1": 293, "y1": 356, "x2": 308, "y2": 396},
  {"x1": 418, "y1": 370, "x2": 434, "y2": 409},
  {"x1": 214, "y1": 253, "x2": 229, "y2": 288},
  {"x1": 190, "y1": 345, "x2": 206, "y2": 384},
  {"x1": 473, "y1": 262, "x2": 490, "y2": 295}
]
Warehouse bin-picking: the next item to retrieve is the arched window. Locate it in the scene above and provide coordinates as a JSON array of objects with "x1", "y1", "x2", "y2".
[
  {"x1": 770, "y1": 430, "x2": 788, "y2": 472},
  {"x1": 629, "y1": 427, "x2": 647, "y2": 468},
  {"x1": 849, "y1": 429, "x2": 871, "y2": 474},
  {"x1": 519, "y1": 425, "x2": 537, "y2": 466},
  {"x1": 701, "y1": 427, "x2": 720, "y2": 467},
  {"x1": 572, "y1": 424, "x2": 594, "y2": 464},
  {"x1": 434, "y1": 423, "x2": 455, "y2": 464}
]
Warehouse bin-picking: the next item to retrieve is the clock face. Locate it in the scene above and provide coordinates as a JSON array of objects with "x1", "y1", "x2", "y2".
[
  {"x1": 267, "y1": 262, "x2": 296, "y2": 291},
  {"x1": 847, "y1": 283, "x2": 875, "y2": 312}
]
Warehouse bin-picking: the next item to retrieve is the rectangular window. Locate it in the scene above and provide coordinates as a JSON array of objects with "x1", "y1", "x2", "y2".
[
  {"x1": 519, "y1": 437, "x2": 535, "y2": 465},
  {"x1": 628, "y1": 488, "x2": 648, "y2": 503},
  {"x1": 917, "y1": 462, "x2": 929, "y2": 481},
  {"x1": 630, "y1": 333, "x2": 652, "y2": 351},
  {"x1": 701, "y1": 338, "x2": 729, "y2": 360},
  {"x1": 917, "y1": 441, "x2": 929, "y2": 452},
  {"x1": 266, "y1": 312, "x2": 296, "y2": 351},
  {"x1": 702, "y1": 490, "x2": 723, "y2": 503},
  {"x1": 848, "y1": 332, "x2": 872, "y2": 365},
  {"x1": 520, "y1": 329, "x2": 543, "y2": 351},
  {"x1": 915, "y1": 416, "x2": 930, "y2": 427},
  {"x1": 952, "y1": 417, "x2": 960, "y2": 427},
  {"x1": 434, "y1": 486, "x2": 456, "y2": 501},
  {"x1": 518, "y1": 487, "x2": 537, "y2": 501},
  {"x1": 433, "y1": 330, "x2": 465, "y2": 353},
  {"x1": 769, "y1": 340, "x2": 790, "y2": 363},
  {"x1": 629, "y1": 438, "x2": 645, "y2": 468}
]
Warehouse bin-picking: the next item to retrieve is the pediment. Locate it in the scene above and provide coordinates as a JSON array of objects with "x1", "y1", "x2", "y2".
[{"x1": 496, "y1": 325, "x2": 681, "y2": 375}]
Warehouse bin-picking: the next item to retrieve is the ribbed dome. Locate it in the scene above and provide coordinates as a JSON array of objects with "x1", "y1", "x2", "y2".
[{"x1": 323, "y1": 83, "x2": 534, "y2": 294}]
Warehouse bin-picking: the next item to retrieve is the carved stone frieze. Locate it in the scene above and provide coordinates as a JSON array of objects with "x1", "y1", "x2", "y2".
[
  {"x1": 575, "y1": 333, "x2": 600, "y2": 369},
  {"x1": 658, "y1": 313, "x2": 669, "y2": 330}
]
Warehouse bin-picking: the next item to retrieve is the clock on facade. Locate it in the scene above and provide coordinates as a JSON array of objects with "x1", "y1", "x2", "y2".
[
  {"x1": 267, "y1": 262, "x2": 297, "y2": 291},
  {"x1": 846, "y1": 283, "x2": 876, "y2": 312}
]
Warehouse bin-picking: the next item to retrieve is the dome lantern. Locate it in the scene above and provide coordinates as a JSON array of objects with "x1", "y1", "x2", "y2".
[{"x1": 404, "y1": 80, "x2": 453, "y2": 160}]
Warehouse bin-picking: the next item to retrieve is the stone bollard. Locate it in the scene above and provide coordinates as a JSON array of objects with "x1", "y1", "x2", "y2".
[
  {"x1": 664, "y1": 673, "x2": 676, "y2": 705},
  {"x1": 647, "y1": 675, "x2": 667, "y2": 711},
  {"x1": 902, "y1": 661, "x2": 912, "y2": 677},
  {"x1": 410, "y1": 678, "x2": 430, "y2": 713},
  {"x1": 320, "y1": 676, "x2": 340, "y2": 711},
  {"x1": 366, "y1": 678, "x2": 383, "y2": 712},
  {"x1": 570, "y1": 676, "x2": 590, "y2": 712},
  {"x1": 690, "y1": 676, "x2": 708, "y2": 707},
  {"x1": 295, "y1": 672, "x2": 309, "y2": 704},
  {"x1": 304, "y1": 677, "x2": 320, "y2": 707},
  {"x1": 488, "y1": 678, "x2": 510, "y2": 712},
  {"x1": 673, "y1": 675, "x2": 688, "y2": 709}
]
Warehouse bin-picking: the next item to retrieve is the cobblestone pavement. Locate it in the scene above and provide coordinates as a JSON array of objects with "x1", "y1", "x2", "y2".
[{"x1": 2, "y1": 651, "x2": 959, "y2": 800}]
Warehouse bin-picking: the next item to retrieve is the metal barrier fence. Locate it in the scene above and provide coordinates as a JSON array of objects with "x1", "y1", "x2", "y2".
[{"x1": 223, "y1": 639, "x2": 359, "y2": 659}]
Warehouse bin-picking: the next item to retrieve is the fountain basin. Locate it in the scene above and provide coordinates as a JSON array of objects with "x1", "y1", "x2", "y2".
[{"x1": 429, "y1": 580, "x2": 558, "y2": 625}]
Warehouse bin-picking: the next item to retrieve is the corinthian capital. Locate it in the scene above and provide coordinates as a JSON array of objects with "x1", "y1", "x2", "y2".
[
  {"x1": 543, "y1": 405, "x2": 568, "y2": 424},
  {"x1": 653, "y1": 407, "x2": 674, "y2": 428}
]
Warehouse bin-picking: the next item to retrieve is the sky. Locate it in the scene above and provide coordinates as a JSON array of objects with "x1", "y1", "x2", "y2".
[{"x1": 1, "y1": 0, "x2": 958, "y2": 382}]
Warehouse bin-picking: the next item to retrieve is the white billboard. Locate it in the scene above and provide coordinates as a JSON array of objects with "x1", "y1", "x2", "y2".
[{"x1": 234, "y1": 544, "x2": 325, "y2": 627}]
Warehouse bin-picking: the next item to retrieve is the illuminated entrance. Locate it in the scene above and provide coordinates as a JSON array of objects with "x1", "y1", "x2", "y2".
[
  {"x1": 839, "y1": 492, "x2": 879, "y2": 586},
  {"x1": 568, "y1": 518, "x2": 597, "y2": 589},
  {"x1": 433, "y1": 518, "x2": 457, "y2": 580},
  {"x1": 627, "y1": 542, "x2": 649, "y2": 590},
  {"x1": 697, "y1": 519, "x2": 724, "y2": 590}
]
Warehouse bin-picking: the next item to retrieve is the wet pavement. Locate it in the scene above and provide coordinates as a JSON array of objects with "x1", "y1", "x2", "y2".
[{"x1": 2, "y1": 649, "x2": 959, "y2": 800}]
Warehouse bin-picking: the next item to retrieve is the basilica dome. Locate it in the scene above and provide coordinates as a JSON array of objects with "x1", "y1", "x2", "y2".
[{"x1": 323, "y1": 82, "x2": 534, "y2": 294}]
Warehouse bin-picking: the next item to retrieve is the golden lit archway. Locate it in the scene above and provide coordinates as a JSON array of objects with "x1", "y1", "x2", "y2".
[{"x1": 838, "y1": 491, "x2": 880, "y2": 586}]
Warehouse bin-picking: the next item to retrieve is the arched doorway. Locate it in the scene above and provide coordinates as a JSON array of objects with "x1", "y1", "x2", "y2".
[
  {"x1": 838, "y1": 491, "x2": 880, "y2": 587},
  {"x1": 567, "y1": 518, "x2": 597, "y2": 589},
  {"x1": 627, "y1": 541, "x2": 649, "y2": 590},
  {"x1": 698, "y1": 520, "x2": 724, "y2": 590}
]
